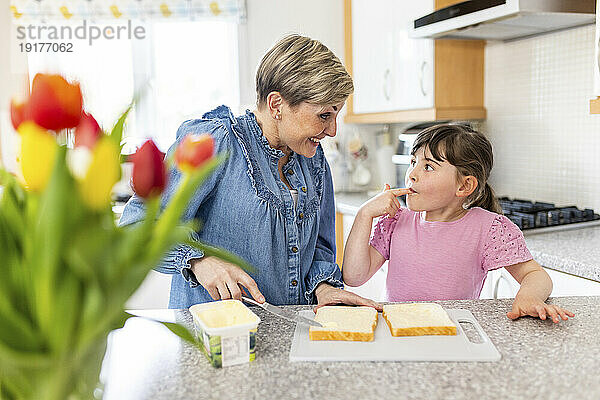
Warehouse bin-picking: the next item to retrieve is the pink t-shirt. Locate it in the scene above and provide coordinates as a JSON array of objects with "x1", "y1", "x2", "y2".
[{"x1": 369, "y1": 207, "x2": 532, "y2": 301}]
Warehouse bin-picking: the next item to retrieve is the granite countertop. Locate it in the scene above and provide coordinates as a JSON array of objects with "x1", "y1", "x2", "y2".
[
  {"x1": 101, "y1": 297, "x2": 600, "y2": 400},
  {"x1": 524, "y1": 226, "x2": 600, "y2": 282}
]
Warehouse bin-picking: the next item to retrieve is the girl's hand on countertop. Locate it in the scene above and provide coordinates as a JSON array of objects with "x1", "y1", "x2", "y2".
[
  {"x1": 358, "y1": 184, "x2": 411, "y2": 219},
  {"x1": 507, "y1": 293, "x2": 575, "y2": 323},
  {"x1": 313, "y1": 282, "x2": 382, "y2": 312}
]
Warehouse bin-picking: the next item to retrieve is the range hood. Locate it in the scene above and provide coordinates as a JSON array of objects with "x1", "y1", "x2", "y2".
[{"x1": 412, "y1": 0, "x2": 596, "y2": 41}]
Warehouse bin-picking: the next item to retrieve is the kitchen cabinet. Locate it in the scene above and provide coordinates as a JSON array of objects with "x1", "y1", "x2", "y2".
[
  {"x1": 590, "y1": 0, "x2": 600, "y2": 113},
  {"x1": 350, "y1": 0, "x2": 433, "y2": 114},
  {"x1": 126, "y1": 270, "x2": 171, "y2": 309},
  {"x1": 344, "y1": 0, "x2": 486, "y2": 123},
  {"x1": 481, "y1": 267, "x2": 600, "y2": 299}
]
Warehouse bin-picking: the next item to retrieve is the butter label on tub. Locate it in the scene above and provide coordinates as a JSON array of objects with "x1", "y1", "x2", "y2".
[
  {"x1": 190, "y1": 300, "x2": 260, "y2": 368},
  {"x1": 221, "y1": 334, "x2": 250, "y2": 367}
]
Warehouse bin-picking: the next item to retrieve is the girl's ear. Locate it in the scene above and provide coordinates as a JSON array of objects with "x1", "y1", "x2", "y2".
[{"x1": 456, "y1": 175, "x2": 478, "y2": 198}]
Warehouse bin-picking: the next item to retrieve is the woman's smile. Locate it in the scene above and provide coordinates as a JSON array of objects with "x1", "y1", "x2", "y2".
[{"x1": 309, "y1": 135, "x2": 323, "y2": 146}]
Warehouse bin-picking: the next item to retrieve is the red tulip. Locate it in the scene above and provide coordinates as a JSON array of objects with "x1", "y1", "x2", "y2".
[
  {"x1": 74, "y1": 112, "x2": 102, "y2": 149},
  {"x1": 28, "y1": 73, "x2": 83, "y2": 131},
  {"x1": 174, "y1": 133, "x2": 214, "y2": 173},
  {"x1": 10, "y1": 99, "x2": 29, "y2": 130},
  {"x1": 131, "y1": 140, "x2": 166, "y2": 199}
]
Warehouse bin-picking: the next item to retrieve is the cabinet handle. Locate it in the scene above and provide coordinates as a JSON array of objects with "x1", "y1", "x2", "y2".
[
  {"x1": 494, "y1": 272, "x2": 518, "y2": 299},
  {"x1": 493, "y1": 273, "x2": 512, "y2": 299},
  {"x1": 383, "y1": 68, "x2": 391, "y2": 101},
  {"x1": 419, "y1": 61, "x2": 427, "y2": 97},
  {"x1": 492, "y1": 273, "x2": 500, "y2": 299}
]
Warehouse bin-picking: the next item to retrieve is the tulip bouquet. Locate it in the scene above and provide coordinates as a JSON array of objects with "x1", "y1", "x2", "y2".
[{"x1": 0, "y1": 74, "x2": 250, "y2": 400}]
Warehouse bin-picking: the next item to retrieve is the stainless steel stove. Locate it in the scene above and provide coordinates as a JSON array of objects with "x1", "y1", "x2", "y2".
[{"x1": 498, "y1": 197, "x2": 600, "y2": 235}]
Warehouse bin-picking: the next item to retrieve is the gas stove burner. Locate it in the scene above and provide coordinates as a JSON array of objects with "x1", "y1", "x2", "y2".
[{"x1": 497, "y1": 197, "x2": 599, "y2": 230}]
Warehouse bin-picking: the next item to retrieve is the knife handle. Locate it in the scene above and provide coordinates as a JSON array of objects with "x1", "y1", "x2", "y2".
[{"x1": 241, "y1": 296, "x2": 263, "y2": 307}]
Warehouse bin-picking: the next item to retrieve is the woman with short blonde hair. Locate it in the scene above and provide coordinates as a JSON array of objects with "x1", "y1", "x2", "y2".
[
  {"x1": 256, "y1": 34, "x2": 354, "y2": 108},
  {"x1": 121, "y1": 34, "x2": 380, "y2": 310}
]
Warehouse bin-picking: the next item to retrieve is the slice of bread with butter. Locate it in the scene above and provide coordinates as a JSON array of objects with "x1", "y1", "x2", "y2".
[
  {"x1": 309, "y1": 306, "x2": 378, "y2": 342},
  {"x1": 308, "y1": 303, "x2": 456, "y2": 341},
  {"x1": 383, "y1": 303, "x2": 456, "y2": 336}
]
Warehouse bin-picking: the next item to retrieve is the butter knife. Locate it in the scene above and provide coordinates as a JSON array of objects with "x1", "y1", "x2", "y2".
[{"x1": 241, "y1": 296, "x2": 323, "y2": 327}]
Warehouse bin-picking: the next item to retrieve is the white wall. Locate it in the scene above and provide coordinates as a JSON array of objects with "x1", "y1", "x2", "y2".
[
  {"x1": 239, "y1": 0, "x2": 346, "y2": 110},
  {"x1": 484, "y1": 25, "x2": 600, "y2": 211},
  {"x1": 0, "y1": 7, "x2": 28, "y2": 172}
]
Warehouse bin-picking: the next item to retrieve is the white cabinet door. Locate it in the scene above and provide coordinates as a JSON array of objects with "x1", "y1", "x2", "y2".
[
  {"x1": 125, "y1": 270, "x2": 172, "y2": 309},
  {"x1": 479, "y1": 269, "x2": 498, "y2": 299},
  {"x1": 483, "y1": 268, "x2": 520, "y2": 299},
  {"x1": 394, "y1": 1, "x2": 434, "y2": 110},
  {"x1": 595, "y1": 0, "x2": 600, "y2": 95},
  {"x1": 544, "y1": 268, "x2": 600, "y2": 297},
  {"x1": 342, "y1": 213, "x2": 387, "y2": 301},
  {"x1": 483, "y1": 267, "x2": 600, "y2": 299},
  {"x1": 497, "y1": 268, "x2": 521, "y2": 298},
  {"x1": 352, "y1": 0, "x2": 396, "y2": 113},
  {"x1": 351, "y1": 0, "x2": 434, "y2": 114},
  {"x1": 342, "y1": 213, "x2": 355, "y2": 245}
]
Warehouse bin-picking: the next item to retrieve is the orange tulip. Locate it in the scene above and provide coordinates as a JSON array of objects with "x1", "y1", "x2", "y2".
[
  {"x1": 28, "y1": 73, "x2": 83, "y2": 131},
  {"x1": 174, "y1": 133, "x2": 215, "y2": 173},
  {"x1": 10, "y1": 99, "x2": 29, "y2": 130},
  {"x1": 131, "y1": 140, "x2": 166, "y2": 199},
  {"x1": 74, "y1": 112, "x2": 102, "y2": 149}
]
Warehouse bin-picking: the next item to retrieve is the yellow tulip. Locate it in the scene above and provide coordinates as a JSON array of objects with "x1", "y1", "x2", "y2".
[
  {"x1": 78, "y1": 137, "x2": 121, "y2": 210},
  {"x1": 18, "y1": 121, "x2": 58, "y2": 191}
]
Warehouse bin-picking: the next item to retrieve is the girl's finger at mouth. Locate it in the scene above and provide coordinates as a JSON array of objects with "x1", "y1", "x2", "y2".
[{"x1": 391, "y1": 188, "x2": 412, "y2": 196}]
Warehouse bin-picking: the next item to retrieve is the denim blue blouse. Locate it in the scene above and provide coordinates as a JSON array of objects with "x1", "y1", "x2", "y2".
[{"x1": 119, "y1": 105, "x2": 343, "y2": 308}]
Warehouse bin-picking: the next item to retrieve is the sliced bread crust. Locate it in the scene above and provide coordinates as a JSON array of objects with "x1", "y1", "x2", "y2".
[
  {"x1": 382, "y1": 303, "x2": 457, "y2": 337},
  {"x1": 308, "y1": 328, "x2": 375, "y2": 342},
  {"x1": 309, "y1": 306, "x2": 378, "y2": 342}
]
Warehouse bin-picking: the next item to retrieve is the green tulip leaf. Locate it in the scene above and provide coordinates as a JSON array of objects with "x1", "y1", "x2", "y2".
[
  {"x1": 110, "y1": 104, "x2": 132, "y2": 149},
  {"x1": 160, "y1": 322, "x2": 200, "y2": 349}
]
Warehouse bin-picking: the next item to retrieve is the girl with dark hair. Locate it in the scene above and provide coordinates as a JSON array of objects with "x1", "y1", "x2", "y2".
[{"x1": 343, "y1": 124, "x2": 573, "y2": 323}]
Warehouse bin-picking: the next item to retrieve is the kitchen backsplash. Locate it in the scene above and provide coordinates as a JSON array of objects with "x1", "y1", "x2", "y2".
[{"x1": 484, "y1": 25, "x2": 600, "y2": 211}]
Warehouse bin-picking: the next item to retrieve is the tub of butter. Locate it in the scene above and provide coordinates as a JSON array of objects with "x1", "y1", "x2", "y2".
[{"x1": 189, "y1": 300, "x2": 260, "y2": 368}]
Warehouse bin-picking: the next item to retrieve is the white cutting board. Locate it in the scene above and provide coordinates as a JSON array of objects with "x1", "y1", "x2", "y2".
[{"x1": 289, "y1": 309, "x2": 501, "y2": 362}]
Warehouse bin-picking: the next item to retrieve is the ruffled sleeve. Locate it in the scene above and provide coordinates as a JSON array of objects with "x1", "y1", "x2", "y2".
[
  {"x1": 369, "y1": 210, "x2": 402, "y2": 260},
  {"x1": 482, "y1": 214, "x2": 533, "y2": 272}
]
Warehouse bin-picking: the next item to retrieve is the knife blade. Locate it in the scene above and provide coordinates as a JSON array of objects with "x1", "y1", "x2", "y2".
[{"x1": 241, "y1": 296, "x2": 323, "y2": 327}]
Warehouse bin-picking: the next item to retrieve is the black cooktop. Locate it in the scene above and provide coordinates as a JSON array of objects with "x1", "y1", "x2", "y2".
[{"x1": 498, "y1": 197, "x2": 599, "y2": 230}]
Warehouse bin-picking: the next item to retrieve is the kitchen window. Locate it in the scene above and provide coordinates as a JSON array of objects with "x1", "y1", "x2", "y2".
[{"x1": 27, "y1": 19, "x2": 240, "y2": 152}]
